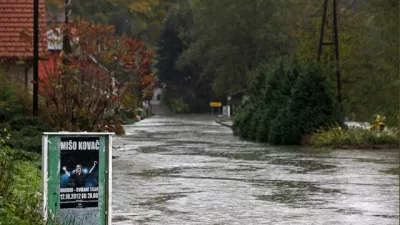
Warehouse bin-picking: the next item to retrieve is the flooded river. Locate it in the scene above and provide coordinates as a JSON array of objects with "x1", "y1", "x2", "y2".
[{"x1": 112, "y1": 115, "x2": 399, "y2": 225}]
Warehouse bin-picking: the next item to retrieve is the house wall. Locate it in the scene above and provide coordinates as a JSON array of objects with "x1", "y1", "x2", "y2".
[
  {"x1": 0, "y1": 62, "x2": 33, "y2": 90},
  {"x1": 1, "y1": 52, "x2": 60, "y2": 94}
]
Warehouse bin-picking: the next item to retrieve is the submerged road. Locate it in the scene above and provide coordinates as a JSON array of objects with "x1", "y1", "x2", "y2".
[{"x1": 112, "y1": 115, "x2": 399, "y2": 225}]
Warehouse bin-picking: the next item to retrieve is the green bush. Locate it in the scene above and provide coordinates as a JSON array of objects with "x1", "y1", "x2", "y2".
[
  {"x1": 268, "y1": 107, "x2": 299, "y2": 145},
  {"x1": 232, "y1": 104, "x2": 246, "y2": 136},
  {"x1": 162, "y1": 89, "x2": 191, "y2": 113},
  {"x1": 5, "y1": 117, "x2": 54, "y2": 153},
  {"x1": 114, "y1": 108, "x2": 137, "y2": 124},
  {"x1": 248, "y1": 107, "x2": 261, "y2": 140},
  {"x1": 234, "y1": 58, "x2": 342, "y2": 145},
  {"x1": 233, "y1": 103, "x2": 254, "y2": 139},
  {"x1": 268, "y1": 62, "x2": 341, "y2": 144},
  {"x1": 170, "y1": 97, "x2": 190, "y2": 113},
  {"x1": 9, "y1": 115, "x2": 51, "y2": 131}
]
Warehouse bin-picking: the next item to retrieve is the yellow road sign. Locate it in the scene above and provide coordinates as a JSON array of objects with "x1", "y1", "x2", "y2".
[{"x1": 210, "y1": 102, "x2": 222, "y2": 107}]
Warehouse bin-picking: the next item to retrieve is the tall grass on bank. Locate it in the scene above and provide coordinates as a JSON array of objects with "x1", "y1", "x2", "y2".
[
  {"x1": 0, "y1": 147, "x2": 43, "y2": 224},
  {"x1": 310, "y1": 125, "x2": 399, "y2": 148}
]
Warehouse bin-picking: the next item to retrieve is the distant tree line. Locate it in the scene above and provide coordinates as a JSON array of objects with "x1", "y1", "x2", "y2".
[{"x1": 156, "y1": 0, "x2": 399, "y2": 123}]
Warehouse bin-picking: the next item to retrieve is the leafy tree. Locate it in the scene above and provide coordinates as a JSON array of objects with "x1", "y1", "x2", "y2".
[
  {"x1": 40, "y1": 19, "x2": 155, "y2": 131},
  {"x1": 47, "y1": 0, "x2": 399, "y2": 124},
  {"x1": 177, "y1": 0, "x2": 289, "y2": 98},
  {"x1": 157, "y1": 0, "x2": 214, "y2": 112},
  {"x1": 46, "y1": 0, "x2": 176, "y2": 44},
  {"x1": 287, "y1": 0, "x2": 399, "y2": 125},
  {"x1": 128, "y1": 0, "x2": 176, "y2": 43}
]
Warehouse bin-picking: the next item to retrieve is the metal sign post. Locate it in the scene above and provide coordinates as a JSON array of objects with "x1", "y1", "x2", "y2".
[{"x1": 42, "y1": 132, "x2": 113, "y2": 225}]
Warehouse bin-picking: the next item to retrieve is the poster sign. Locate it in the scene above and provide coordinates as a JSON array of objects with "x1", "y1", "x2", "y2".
[
  {"x1": 42, "y1": 133, "x2": 113, "y2": 225},
  {"x1": 60, "y1": 137, "x2": 100, "y2": 209}
]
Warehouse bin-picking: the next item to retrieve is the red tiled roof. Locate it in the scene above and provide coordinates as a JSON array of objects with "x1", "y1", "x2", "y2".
[{"x1": 0, "y1": 0, "x2": 48, "y2": 59}]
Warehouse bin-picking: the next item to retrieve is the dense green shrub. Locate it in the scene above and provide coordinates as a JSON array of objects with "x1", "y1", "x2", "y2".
[
  {"x1": 8, "y1": 115, "x2": 51, "y2": 131},
  {"x1": 5, "y1": 116, "x2": 54, "y2": 153},
  {"x1": 162, "y1": 90, "x2": 190, "y2": 113},
  {"x1": 234, "y1": 58, "x2": 342, "y2": 145},
  {"x1": 248, "y1": 106, "x2": 262, "y2": 140},
  {"x1": 233, "y1": 102, "x2": 254, "y2": 139},
  {"x1": 113, "y1": 108, "x2": 137, "y2": 125},
  {"x1": 170, "y1": 97, "x2": 190, "y2": 113},
  {"x1": 268, "y1": 62, "x2": 341, "y2": 144},
  {"x1": 232, "y1": 103, "x2": 246, "y2": 136},
  {"x1": 268, "y1": 107, "x2": 300, "y2": 145}
]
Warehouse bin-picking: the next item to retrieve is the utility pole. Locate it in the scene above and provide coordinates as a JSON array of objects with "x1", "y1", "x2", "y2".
[
  {"x1": 317, "y1": 0, "x2": 342, "y2": 111},
  {"x1": 33, "y1": 0, "x2": 39, "y2": 116},
  {"x1": 63, "y1": 0, "x2": 72, "y2": 55}
]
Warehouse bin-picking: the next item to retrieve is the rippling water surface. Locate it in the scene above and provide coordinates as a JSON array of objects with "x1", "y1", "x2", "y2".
[{"x1": 112, "y1": 115, "x2": 399, "y2": 225}]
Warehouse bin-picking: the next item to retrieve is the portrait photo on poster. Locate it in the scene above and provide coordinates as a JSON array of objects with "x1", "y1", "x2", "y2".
[{"x1": 59, "y1": 137, "x2": 100, "y2": 209}]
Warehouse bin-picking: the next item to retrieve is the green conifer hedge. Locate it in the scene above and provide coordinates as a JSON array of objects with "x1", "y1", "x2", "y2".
[{"x1": 233, "y1": 58, "x2": 342, "y2": 145}]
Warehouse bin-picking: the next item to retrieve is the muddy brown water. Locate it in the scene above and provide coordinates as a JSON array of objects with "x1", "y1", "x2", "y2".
[{"x1": 112, "y1": 115, "x2": 399, "y2": 225}]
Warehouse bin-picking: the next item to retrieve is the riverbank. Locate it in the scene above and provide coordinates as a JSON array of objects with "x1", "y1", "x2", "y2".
[
  {"x1": 309, "y1": 125, "x2": 399, "y2": 150},
  {"x1": 216, "y1": 118, "x2": 399, "y2": 150}
]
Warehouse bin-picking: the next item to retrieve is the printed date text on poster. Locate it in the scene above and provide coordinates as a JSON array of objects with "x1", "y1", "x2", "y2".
[{"x1": 60, "y1": 137, "x2": 100, "y2": 208}]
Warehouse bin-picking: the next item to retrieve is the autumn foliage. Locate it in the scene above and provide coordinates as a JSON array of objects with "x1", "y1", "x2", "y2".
[{"x1": 40, "y1": 19, "x2": 155, "y2": 131}]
